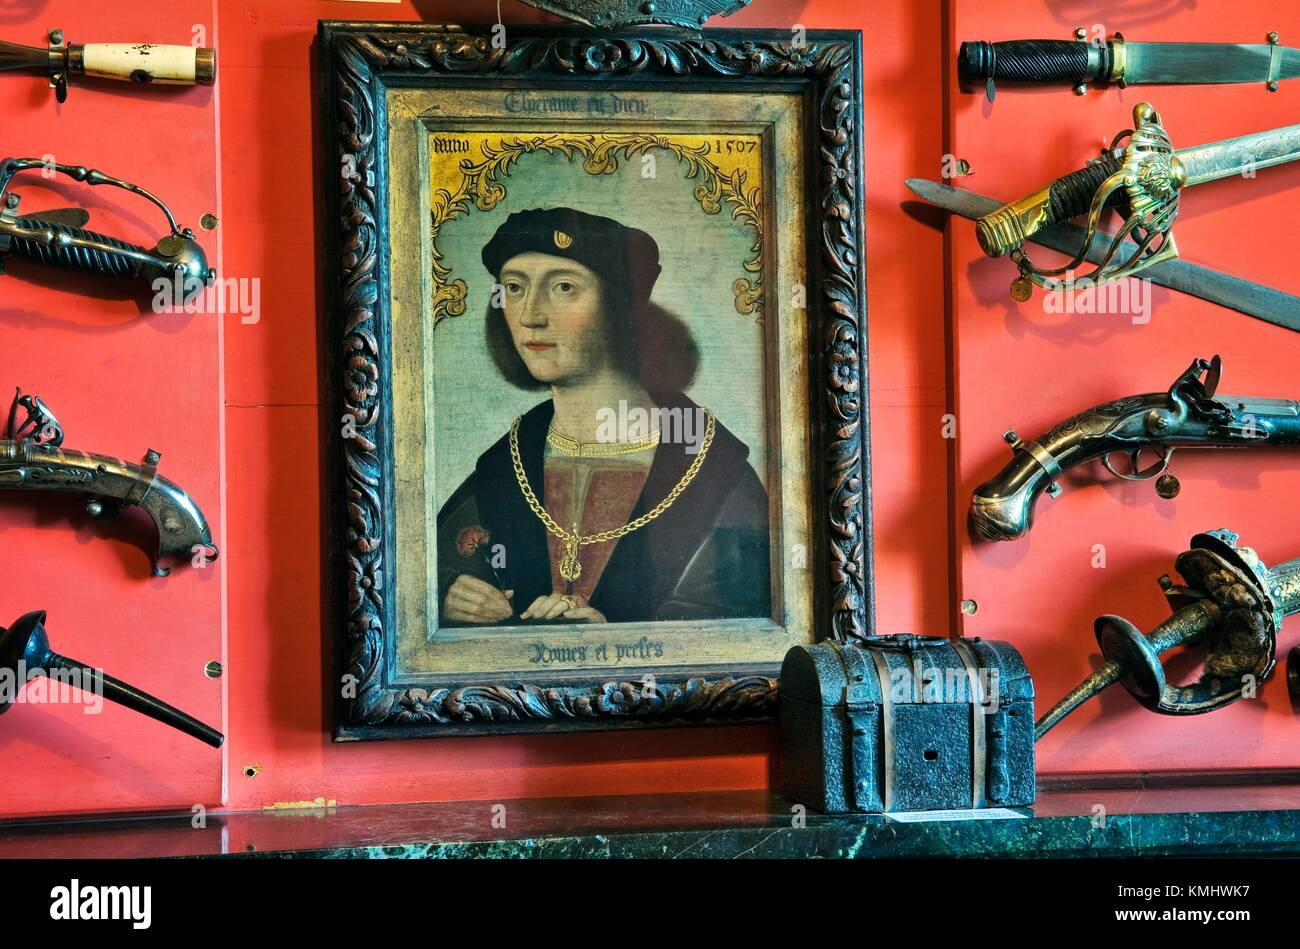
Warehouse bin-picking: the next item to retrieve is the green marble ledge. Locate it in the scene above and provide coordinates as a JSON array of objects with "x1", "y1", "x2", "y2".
[{"x1": 1, "y1": 785, "x2": 1298, "y2": 858}]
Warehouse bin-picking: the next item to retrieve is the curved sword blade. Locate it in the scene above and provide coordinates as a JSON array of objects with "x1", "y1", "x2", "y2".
[
  {"x1": 1176, "y1": 122, "x2": 1300, "y2": 186},
  {"x1": 905, "y1": 178, "x2": 1300, "y2": 332}
]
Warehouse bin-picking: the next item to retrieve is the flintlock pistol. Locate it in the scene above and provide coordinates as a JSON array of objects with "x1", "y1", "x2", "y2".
[
  {"x1": 972, "y1": 355, "x2": 1300, "y2": 541},
  {"x1": 1, "y1": 390, "x2": 217, "y2": 577}
]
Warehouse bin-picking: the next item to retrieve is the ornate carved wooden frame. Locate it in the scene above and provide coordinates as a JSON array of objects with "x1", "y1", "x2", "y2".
[{"x1": 320, "y1": 20, "x2": 872, "y2": 740}]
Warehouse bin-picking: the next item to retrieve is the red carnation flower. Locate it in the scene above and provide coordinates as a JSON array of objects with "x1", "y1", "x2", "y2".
[{"x1": 456, "y1": 525, "x2": 491, "y2": 558}]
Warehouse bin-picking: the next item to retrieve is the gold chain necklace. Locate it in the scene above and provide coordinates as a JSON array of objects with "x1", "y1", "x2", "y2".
[
  {"x1": 509, "y1": 410, "x2": 716, "y2": 583},
  {"x1": 546, "y1": 424, "x2": 660, "y2": 457}
]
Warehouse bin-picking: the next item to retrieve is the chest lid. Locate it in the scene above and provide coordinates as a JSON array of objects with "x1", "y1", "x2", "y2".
[
  {"x1": 779, "y1": 639, "x2": 883, "y2": 708},
  {"x1": 781, "y1": 634, "x2": 1016, "y2": 708}
]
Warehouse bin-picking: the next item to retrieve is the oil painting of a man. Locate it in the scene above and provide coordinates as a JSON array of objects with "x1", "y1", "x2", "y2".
[{"x1": 435, "y1": 207, "x2": 771, "y2": 627}]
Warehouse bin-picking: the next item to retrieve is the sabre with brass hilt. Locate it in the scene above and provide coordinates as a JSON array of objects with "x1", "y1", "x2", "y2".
[
  {"x1": 0, "y1": 157, "x2": 214, "y2": 299},
  {"x1": 1036, "y1": 530, "x2": 1296, "y2": 739},
  {"x1": 0, "y1": 29, "x2": 215, "y2": 103},
  {"x1": 974, "y1": 103, "x2": 1300, "y2": 298},
  {"x1": 971, "y1": 355, "x2": 1300, "y2": 542}
]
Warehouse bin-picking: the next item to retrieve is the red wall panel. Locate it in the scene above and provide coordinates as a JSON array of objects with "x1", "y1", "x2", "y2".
[
  {"x1": 0, "y1": 1, "x2": 225, "y2": 817},
  {"x1": 949, "y1": 1, "x2": 1300, "y2": 773},
  {"x1": 216, "y1": 0, "x2": 950, "y2": 811},
  {"x1": 18, "y1": 0, "x2": 1223, "y2": 817}
]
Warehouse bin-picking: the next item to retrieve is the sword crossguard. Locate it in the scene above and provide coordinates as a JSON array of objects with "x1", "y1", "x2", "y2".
[{"x1": 978, "y1": 103, "x2": 1187, "y2": 297}]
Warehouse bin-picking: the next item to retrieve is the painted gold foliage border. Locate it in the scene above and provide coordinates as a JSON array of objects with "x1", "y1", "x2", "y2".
[
  {"x1": 328, "y1": 24, "x2": 870, "y2": 733},
  {"x1": 431, "y1": 132, "x2": 764, "y2": 327}
]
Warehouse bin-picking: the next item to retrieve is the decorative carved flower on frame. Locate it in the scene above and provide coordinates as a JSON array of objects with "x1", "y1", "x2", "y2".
[
  {"x1": 345, "y1": 353, "x2": 379, "y2": 405},
  {"x1": 830, "y1": 339, "x2": 859, "y2": 392}
]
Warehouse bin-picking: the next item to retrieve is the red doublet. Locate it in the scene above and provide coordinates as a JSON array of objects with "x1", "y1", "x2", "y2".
[{"x1": 542, "y1": 453, "x2": 653, "y2": 599}]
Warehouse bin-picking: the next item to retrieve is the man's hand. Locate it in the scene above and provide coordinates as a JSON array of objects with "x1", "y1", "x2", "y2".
[
  {"x1": 444, "y1": 575, "x2": 514, "y2": 624},
  {"x1": 521, "y1": 591, "x2": 607, "y2": 624}
]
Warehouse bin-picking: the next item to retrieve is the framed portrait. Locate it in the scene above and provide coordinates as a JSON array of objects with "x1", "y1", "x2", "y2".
[{"x1": 321, "y1": 20, "x2": 871, "y2": 739}]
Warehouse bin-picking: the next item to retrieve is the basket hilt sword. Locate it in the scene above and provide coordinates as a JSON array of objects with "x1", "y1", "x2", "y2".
[
  {"x1": 903, "y1": 177, "x2": 1300, "y2": 328},
  {"x1": 1036, "y1": 530, "x2": 1298, "y2": 739},
  {"x1": 971, "y1": 103, "x2": 1300, "y2": 298},
  {"x1": 0, "y1": 157, "x2": 214, "y2": 298}
]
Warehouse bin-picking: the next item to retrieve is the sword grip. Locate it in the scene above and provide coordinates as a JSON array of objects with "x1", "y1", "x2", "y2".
[
  {"x1": 976, "y1": 155, "x2": 1123, "y2": 258},
  {"x1": 5, "y1": 216, "x2": 147, "y2": 280},
  {"x1": 1288, "y1": 647, "x2": 1300, "y2": 702},
  {"x1": 959, "y1": 39, "x2": 1110, "y2": 88}
]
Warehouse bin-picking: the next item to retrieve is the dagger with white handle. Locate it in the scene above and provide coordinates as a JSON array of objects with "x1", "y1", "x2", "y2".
[
  {"x1": 971, "y1": 102, "x2": 1300, "y2": 299},
  {"x1": 960, "y1": 29, "x2": 1300, "y2": 99},
  {"x1": 0, "y1": 29, "x2": 215, "y2": 103}
]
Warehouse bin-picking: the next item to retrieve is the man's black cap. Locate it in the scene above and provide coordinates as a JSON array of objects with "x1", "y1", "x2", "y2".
[{"x1": 481, "y1": 207, "x2": 662, "y2": 302}]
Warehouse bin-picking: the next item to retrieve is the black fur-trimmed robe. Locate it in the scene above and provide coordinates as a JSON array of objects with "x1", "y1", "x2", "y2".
[{"x1": 436, "y1": 391, "x2": 771, "y2": 625}]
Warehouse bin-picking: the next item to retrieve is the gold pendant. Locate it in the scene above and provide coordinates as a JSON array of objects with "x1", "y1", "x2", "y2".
[
  {"x1": 1010, "y1": 275, "x2": 1033, "y2": 302},
  {"x1": 559, "y1": 530, "x2": 581, "y2": 582}
]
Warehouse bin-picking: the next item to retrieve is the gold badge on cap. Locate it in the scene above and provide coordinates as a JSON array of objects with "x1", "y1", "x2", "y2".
[{"x1": 553, "y1": 230, "x2": 573, "y2": 249}]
